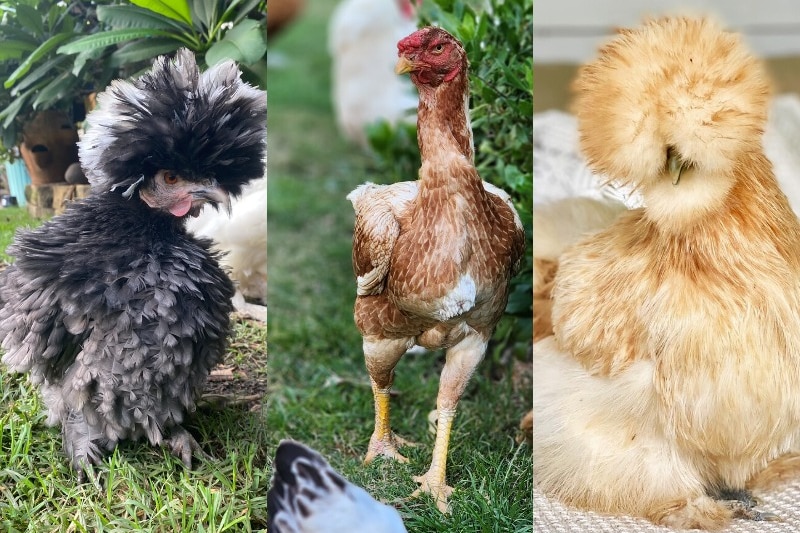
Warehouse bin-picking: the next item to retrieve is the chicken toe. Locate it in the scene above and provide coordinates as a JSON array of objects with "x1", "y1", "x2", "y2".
[
  {"x1": 365, "y1": 432, "x2": 412, "y2": 464},
  {"x1": 726, "y1": 501, "x2": 781, "y2": 522},
  {"x1": 412, "y1": 471, "x2": 454, "y2": 514},
  {"x1": 165, "y1": 426, "x2": 210, "y2": 468}
]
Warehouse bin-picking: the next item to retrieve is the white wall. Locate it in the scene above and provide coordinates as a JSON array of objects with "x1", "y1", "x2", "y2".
[{"x1": 534, "y1": 0, "x2": 800, "y2": 63}]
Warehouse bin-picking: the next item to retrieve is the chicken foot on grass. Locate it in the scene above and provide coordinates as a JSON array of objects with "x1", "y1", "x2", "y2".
[
  {"x1": 62, "y1": 408, "x2": 112, "y2": 483},
  {"x1": 165, "y1": 425, "x2": 211, "y2": 468},
  {"x1": 411, "y1": 334, "x2": 488, "y2": 514},
  {"x1": 364, "y1": 337, "x2": 416, "y2": 464}
]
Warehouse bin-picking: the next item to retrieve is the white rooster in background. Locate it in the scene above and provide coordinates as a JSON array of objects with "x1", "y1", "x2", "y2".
[
  {"x1": 328, "y1": 0, "x2": 418, "y2": 148},
  {"x1": 187, "y1": 176, "x2": 267, "y2": 322}
]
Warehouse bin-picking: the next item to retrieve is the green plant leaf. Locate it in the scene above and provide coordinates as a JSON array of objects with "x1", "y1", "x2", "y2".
[
  {"x1": 204, "y1": 19, "x2": 265, "y2": 66},
  {"x1": 191, "y1": 0, "x2": 218, "y2": 32},
  {"x1": 97, "y1": 4, "x2": 188, "y2": 32},
  {"x1": 4, "y1": 32, "x2": 74, "y2": 89},
  {"x1": 228, "y1": 0, "x2": 263, "y2": 26},
  {"x1": 9, "y1": 55, "x2": 70, "y2": 95},
  {"x1": 0, "y1": 40, "x2": 37, "y2": 61},
  {"x1": 0, "y1": 89, "x2": 34, "y2": 128},
  {"x1": 57, "y1": 29, "x2": 177, "y2": 55},
  {"x1": 109, "y1": 38, "x2": 182, "y2": 68},
  {"x1": 130, "y1": 0, "x2": 193, "y2": 26},
  {"x1": 13, "y1": 4, "x2": 43, "y2": 39},
  {"x1": 31, "y1": 71, "x2": 78, "y2": 109}
]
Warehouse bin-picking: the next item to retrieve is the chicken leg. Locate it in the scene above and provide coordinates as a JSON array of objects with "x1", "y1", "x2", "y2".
[
  {"x1": 411, "y1": 333, "x2": 487, "y2": 513},
  {"x1": 364, "y1": 336, "x2": 415, "y2": 464}
]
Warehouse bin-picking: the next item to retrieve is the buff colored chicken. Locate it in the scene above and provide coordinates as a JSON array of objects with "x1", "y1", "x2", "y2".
[
  {"x1": 348, "y1": 27, "x2": 525, "y2": 513},
  {"x1": 534, "y1": 16, "x2": 800, "y2": 529}
]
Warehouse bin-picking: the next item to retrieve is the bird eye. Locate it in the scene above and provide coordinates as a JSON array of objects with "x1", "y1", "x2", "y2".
[
  {"x1": 163, "y1": 171, "x2": 178, "y2": 185},
  {"x1": 432, "y1": 43, "x2": 444, "y2": 54}
]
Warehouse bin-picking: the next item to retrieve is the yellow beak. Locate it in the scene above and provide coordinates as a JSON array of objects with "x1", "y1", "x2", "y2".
[{"x1": 395, "y1": 56, "x2": 415, "y2": 75}]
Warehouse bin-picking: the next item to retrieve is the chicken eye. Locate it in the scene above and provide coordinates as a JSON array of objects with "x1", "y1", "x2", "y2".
[
  {"x1": 163, "y1": 171, "x2": 178, "y2": 185},
  {"x1": 432, "y1": 43, "x2": 444, "y2": 54}
]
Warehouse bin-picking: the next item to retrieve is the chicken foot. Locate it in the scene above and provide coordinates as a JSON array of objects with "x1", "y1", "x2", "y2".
[
  {"x1": 364, "y1": 380, "x2": 417, "y2": 464},
  {"x1": 164, "y1": 425, "x2": 211, "y2": 469},
  {"x1": 364, "y1": 337, "x2": 415, "y2": 464},
  {"x1": 412, "y1": 407, "x2": 456, "y2": 513},
  {"x1": 62, "y1": 408, "x2": 112, "y2": 483},
  {"x1": 411, "y1": 334, "x2": 488, "y2": 514},
  {"x1": 712, "y1": 488, "x2": 780, "y2": 522}
]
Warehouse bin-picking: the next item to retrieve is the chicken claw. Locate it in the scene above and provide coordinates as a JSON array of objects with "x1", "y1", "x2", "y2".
[
  {"x1": 164, "y1": 426, "x2": 211, "y2": 468},
  {"x1": 412, "y1": 471, "x2": 454, "y2": 514},
  {"x1": 364, "y1": 432, "x2": 415, "y2": 464},
  {"x1": 726, "y1": 501, "x2": 780, "y2": 522},
  {"x1": 715, "y1": 488, "x2": 780, "y2": 522}
]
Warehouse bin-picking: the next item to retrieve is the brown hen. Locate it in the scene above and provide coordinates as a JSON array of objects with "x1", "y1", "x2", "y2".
[{"x1": 347, "y1": 27, "x2": 525, "y2": 513}]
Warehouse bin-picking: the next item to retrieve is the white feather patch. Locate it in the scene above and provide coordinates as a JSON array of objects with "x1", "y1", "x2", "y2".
[{"x1": 433, "y1": 274, "x2": 477, "y2": 321}]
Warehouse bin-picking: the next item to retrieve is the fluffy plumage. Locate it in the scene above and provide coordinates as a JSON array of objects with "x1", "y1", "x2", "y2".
[
  {"x1": 267, "y1": 440, "x2": 407, "y2": 533},
  {"x1": 0, "y1": 49, "x2": 266, "y2": 477},
  {"x1": 349, "y1": 27, "x2": 525, "y2": 513},
  {"x1": 533, "y1": 16, "x2": 800, "y2": 529},
  {"x1": 532, "y1": 196, "x2": 626, "y2": 340}
]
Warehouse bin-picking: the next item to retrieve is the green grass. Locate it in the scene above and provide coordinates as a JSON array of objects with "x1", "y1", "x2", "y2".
[
  {"x1": 266, "y1": 4, "x2": 532, "y2": 532},
  {"x1": 0, "y1": 206, "x2": 43, "y2": 263}
]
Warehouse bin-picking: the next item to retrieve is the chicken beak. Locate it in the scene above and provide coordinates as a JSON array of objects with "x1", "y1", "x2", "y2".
[
  {"x1": 395, "y1": 55, "x2": 415, "y2": 75},
  {"x1": 667, "y1": 149, "x2": 686, "y2": 186},
  {"x1": 192, "y1": 179, "x2": 232, "y2": 216}
]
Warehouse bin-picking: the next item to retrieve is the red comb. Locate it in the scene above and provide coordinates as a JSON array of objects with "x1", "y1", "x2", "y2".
[{"x1": 397, "y1": 29, "x2": 426, "y2": 54}]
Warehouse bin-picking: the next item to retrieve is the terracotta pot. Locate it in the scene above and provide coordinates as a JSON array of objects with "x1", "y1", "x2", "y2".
[{"x1": 20, "y1": 110, "x2": 79, "y2": 185}]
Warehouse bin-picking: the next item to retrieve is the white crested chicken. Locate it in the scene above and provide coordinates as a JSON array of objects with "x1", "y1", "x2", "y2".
[
  {"x1": 347, "y1": 27, "x2": 525, "y2": 513},
  {"x1": 533, "y1": 16, "x2": 800, "y2": 529},
  {"x1": 267, "y1": 440, "x2": 407, "y2": 533},
  {"x1": 329, "y1": 0, "x2": 418, "y2": 147}
]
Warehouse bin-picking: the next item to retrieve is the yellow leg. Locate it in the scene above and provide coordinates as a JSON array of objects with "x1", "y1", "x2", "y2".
[
  {"x1": 412, "y1": 407, "x2": 456, "y2": 513},
  {"x1": 364, "y1": 380, "x2": 413, "y2": 464}
]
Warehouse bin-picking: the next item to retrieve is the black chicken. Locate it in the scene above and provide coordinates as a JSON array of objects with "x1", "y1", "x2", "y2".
[{"x1": 0, "y1": 49, "x2": 266, "y2": 478}]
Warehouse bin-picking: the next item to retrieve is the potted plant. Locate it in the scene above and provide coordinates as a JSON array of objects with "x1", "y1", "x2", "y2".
[
  {"x1": 0, "y1": 0, "x2": 266, "y2": 204},
  {"x1": 0, "y1": 0, "x2": 111, "y2": 187}
]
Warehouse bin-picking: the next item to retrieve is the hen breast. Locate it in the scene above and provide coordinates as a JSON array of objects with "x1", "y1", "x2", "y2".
[{"x1": 350, "y1": 168, "x2": 523, "y2": 345}]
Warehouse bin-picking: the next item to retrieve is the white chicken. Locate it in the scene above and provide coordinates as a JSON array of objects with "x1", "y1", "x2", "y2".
[
  {"x1": 267, "y1": 440, "x2": 407, "y2": 533},
  {"x1": 328, "y1": 0, "x2": 418, "y2": 148},
  {"x1": 187, "y1": 176, "x2": 267, "y2": 321}
]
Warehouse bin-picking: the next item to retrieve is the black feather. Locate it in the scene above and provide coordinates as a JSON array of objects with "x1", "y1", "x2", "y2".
[{"x1": 80, "y1": 48, "x2": 266, "y2": 198}]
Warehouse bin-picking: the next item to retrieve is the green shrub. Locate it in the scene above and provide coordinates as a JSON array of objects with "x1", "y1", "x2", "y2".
[{"x1": 367, "y1": 0, "x2": 533, "y2": 358}]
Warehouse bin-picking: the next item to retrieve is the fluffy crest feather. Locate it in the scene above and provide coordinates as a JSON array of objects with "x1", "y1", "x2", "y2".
[
  {"x1": 573, "y1": 16, "x2": 770, "y2": 191},
  {"x1": 79, "y1": 48, "x2": 266, "y2": 198}
]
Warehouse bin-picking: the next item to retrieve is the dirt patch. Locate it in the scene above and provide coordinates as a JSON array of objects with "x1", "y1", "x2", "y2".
[{"x1": 201, "y1": 314, "x2": 268, "y2": 412}]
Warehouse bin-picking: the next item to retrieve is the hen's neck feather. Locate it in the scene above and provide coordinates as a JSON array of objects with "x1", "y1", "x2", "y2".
[{"x1": 416, "y1": 66, "x2": 473, "y2": 165}]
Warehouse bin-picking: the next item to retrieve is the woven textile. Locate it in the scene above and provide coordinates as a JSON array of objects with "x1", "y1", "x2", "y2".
[{"x1": 534, "y1": 486, "x2": 800, "y2": 532}]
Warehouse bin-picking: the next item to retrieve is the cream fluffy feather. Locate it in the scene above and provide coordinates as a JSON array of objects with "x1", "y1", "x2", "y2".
[{"x1": 534, "y1": 16, "x2": 800, "y2": 529}]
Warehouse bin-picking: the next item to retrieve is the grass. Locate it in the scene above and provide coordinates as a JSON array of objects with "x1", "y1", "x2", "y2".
[
  {"x1": 266, "y1": 3, "x2": 532, "y2": 532},
  {"x1": 0, "y1": 207, "x2": 271, "y2": 529},
  {"x1": 0, "y1": 206, "x2": 42, "y2": 262}
]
